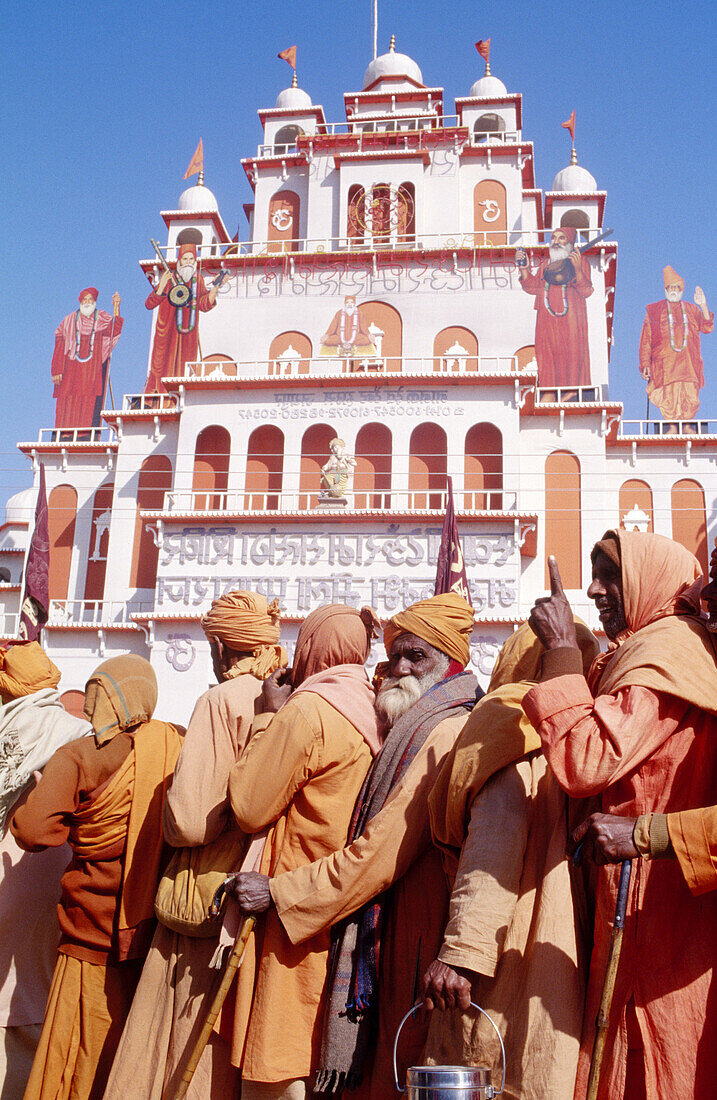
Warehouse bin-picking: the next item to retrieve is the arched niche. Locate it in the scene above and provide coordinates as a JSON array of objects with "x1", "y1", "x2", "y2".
[
  {"x1": 84, "y1": 480, "x2": 115, "y2": 601},
  {"x1": 274, "y1": 124, "x2": 304, "y2": 150},
  {"x1": 514, "y1": 344, "x2": 537, "y2": 373},
  {"x1": 619, "y1": 479, "x2": 654, "y2": 533},
  {"x1": 473, "y1": 113, "x2": 506, "y2": 140},
  {"x1": 545, "y1": 451, "x2": 582, "y2": 589},
  {"x1": 176, "y1": 227, "x2": 203, "y2": 248},
  {"x1": 48, "y1": 485, "x2": 78, "y2": 601},
  {"x1": 397, "y1": 182, "x2": 416, "y2": 242},
  {"x1": 672, "y1": 478, "x2": 708, "y2": 574},
  {"x1": 358, "y1": 300, "x2": 403, "y2": 371},
  {"x1": 299, "y1": 424, "x2": 336, "y2": 509},
  {"x1": 354, "y1": 423, "x2": 392, "y2": 509},
  {"x1": 245, "y1": 426, "x2": 284, "y2": 510},
  {"x1": 202, "y1": 353, "x2": 237, "y2": 378},
  {"x1": 130, "y1": 455, "x2": 173, "y2": 589},
  {"x1": 267, "y1": 190, "x2": 300, "y2": 253},
  {"x1": 409, "y1": 423, "x2": 447, "y2": 510},
  {"x1": 465, "y1": 424, "x2": 503, "y2": 509},
  {"x1": 433, "y1": 326, "x2": 479, "y2": 373},
  {"x1": 268, "y1": 331, "x2": 313, "y2": 376},
  {"x1": 192, "y1": 425, "x2": 230, "y2": 510},
  {"x1": 474, "y1": 180, "x2": 507, "y2": 245}
]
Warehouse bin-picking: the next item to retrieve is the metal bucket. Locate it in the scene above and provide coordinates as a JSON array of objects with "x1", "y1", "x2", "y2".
[{"x1": 393, "y1": 1002, "x2": 505, "y2": 1099}]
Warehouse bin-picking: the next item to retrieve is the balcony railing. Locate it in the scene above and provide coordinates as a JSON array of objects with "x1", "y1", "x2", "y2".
[
  {"x1": 146, "y1": 227, "x2": 592, "y2": 264},
  {"x1": 119, "y1": 393, "x2": 180, "y2": 414},
  {"x1": 161, "y1": 489, "x2": 518, "y2": 515},
  {"x1": 184, "y1": 354, "x2": 521, "y2": 382},
  {"x1": 47, "y1": 600, "x2": 154, "y2": 627},
  {"x1": 35, "y1": 426, "x2": 116, "y2": 445},
  {"x1": 536, "y1": 386, "x2": 602, "y2": 404},
  {"x1": 618, "y1": 418, "x2": 717, "y2": 437}
]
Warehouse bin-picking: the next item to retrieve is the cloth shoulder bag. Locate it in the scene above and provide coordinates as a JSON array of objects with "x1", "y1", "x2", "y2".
[{"x1": 154, "y1": 827, "x2": 245, "y2": 938}]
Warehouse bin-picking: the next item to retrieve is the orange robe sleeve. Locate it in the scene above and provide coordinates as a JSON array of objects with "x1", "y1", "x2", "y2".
[
  {"x1": 667, "y1": 805, "x2": 717, "y2": 895},
  {"x1": 639, "y1": 311, "x2": 653, "y2": 377},
  {"x1": 10, "y1": 746, "x2": 81, "y2": 850},
  {"x1": 522, "y1": 674, "x2": 687, "y2": 796}
]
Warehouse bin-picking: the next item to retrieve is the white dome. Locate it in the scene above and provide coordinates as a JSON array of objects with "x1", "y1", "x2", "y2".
[
  {"x1": 363, "y1": 40, "x2": 423, "y2": 89},
  {"x1": 551, "y1": 162, "x2": 597, "y2": 192},
  {"x1": 4, "y1": 487, "x2": 35, "y2": 525},
  {"x1": 275, "y1": 85, "x2": 313, "y2": 110},
  {"x1": 177, "y1": 183, "x2": 219, "y2": 212},
  {"x1": 469, "y1": 74, "x2": 507, "y2": 97}
]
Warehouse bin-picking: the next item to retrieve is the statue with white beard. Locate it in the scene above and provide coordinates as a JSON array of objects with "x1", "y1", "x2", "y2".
[{"x1": 51, "y1": 288, "x2": 123, "y2": 429}]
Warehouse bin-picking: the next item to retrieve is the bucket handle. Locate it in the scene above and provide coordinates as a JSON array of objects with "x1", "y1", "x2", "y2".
[{"x1": 393, "y1": 1000, "x2": 506, "y2": 1096}]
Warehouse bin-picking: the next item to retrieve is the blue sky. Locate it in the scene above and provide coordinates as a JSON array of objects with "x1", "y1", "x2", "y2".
[{"x1": 1, "y1": 0, "x2": 715, "y2": 506}]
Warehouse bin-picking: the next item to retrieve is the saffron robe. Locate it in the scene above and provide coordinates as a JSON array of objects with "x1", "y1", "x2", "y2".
[
  {"x1": 639, "y1": 299, "x2": 714, "y2": 420},
  {"x1": 520, "y1": 257, "x2": 593, "y2": 387},
  {"x1": 270, "y1": 711, "x2": 470, "y2": 1098},
  {"x1": 226, "y1": 693, "x2": 373, "y2": 1083},
  {"x1": 104, "y1": 674, "x2": 263, "y2": 1100},
  {"x1": 52, "y1": 310, "x2": 123, "y2": 428},
  {"x1": 145, "y1": 275, "x2": 215, "y2": 393},
  {"x1": 319, "y1": 309, "x2": 375, "y2": 357},
  {"x1": 523, "y1": 677, "x2": 717, "y2": 1100},
  {"x1": 667, "y1": 803, "x2": 717, "y2": 895}
]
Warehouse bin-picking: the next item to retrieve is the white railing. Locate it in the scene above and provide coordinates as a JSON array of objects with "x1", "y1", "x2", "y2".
[
  {"x1": 145, "y1": 227, "x2": 581, "y2": 264},
  {"x1": 536, "y1": 386, "x2": 602, "y2": 404},
  {"x1": 37, "y1": 426, "x2": 115, "y2": 445},
  {"x1": 160, "y1": 488, "x2": 518, "y2": 515},
  {"x1": 185, "y1": 354, "x2": 520, "y2": 382},
  {"x1": 47, "y1": 600, "x2": 154, "y2": 627},
  {"x1": 119, "y1": 393, "x2": 180, "y2": 414},
  {"x1": 618, "y1": 418, "x2": 717, "y2": 437},
  {"x1": 0, "y1": 614, "x2": 19, "y2": 637}
]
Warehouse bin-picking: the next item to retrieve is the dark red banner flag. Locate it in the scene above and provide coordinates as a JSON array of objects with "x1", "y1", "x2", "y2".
[
  {"x1": 434, "y1": 476, "x2": 473, "y2": 605},
  {"x1": 19, "y1": 464, "x2": 50, "y2": 641},
  {"x1": 475, "y1": 39, "x2": 490, "y2": 63}
]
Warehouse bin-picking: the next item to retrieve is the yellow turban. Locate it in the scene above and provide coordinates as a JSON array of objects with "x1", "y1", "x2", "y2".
[
  {"x1": 200, "y1": 590, "x2": 287, "y2": 680},
  {"x1": 383, "y1": 592, "x2": 475, "y2": 668},
  {"x1": 0, "y1": 641, "x2": 61, "y2": 701},
  {"x1": 663, "y1": 265, "x2": 684, "y2": 289}
]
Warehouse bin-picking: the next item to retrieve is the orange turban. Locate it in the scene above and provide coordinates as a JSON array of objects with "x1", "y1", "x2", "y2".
[
  {"x1": 0, "y1": 641, "x2": 61, "y2": 701},
  {"x1": 663, "y1": 265, "x2": 684, "y2": 289},
  {"x1": 383, "y1": 592, "x2": 475, "y2": 668},
  {"x1": 201, "y1": 590, "x2": 287, "y2": 680}
]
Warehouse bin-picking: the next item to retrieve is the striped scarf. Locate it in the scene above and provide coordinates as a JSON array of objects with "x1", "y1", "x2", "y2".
[{"x1": 315, "y1": 670, "x2": 480, "y2": 1092}]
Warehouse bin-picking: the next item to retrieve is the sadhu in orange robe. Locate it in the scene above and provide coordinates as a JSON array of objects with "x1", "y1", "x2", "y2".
[
  {"x1": 523, "y1": 530, "x2": 717, "y2": 1100},
  {"x1": 639, "y1": 297, "x2": 714, "y2": 420}
]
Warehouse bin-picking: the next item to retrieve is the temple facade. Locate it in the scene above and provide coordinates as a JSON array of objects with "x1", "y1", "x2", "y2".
[{"x1": 1, "y1": 40, "x2": 714, "y2": 720}]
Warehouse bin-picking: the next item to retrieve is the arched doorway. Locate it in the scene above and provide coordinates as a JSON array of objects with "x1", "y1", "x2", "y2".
[
  {"x1": 245, "y1": 426, "x2": 284, "y2": 510},
  {"x1": 130, "y1": 455, "x2": 173, "y2": 590},
  {"x1": 409, "y1": 423, "x2": 447, "y2": 510},
  {"x1": 84, "y1": 481, "x2": 115, "y2": 600},
  {"x1": 545, "y1": 451, "x2": 582, "y2": 589},
  {"x1": 192, "y1": 426, "x2": 230, "y2": 510},
  {"x1": 619, "y1": 479, "x2": 654, "y2": 533},
  {"x1": 48, "y1": 485, "x2": 77, "y2": 601},
  {"x1": 268, "y1": 331, "x2": 313, "y2": 376},
  {"x1": 267, "y1": 190, "x2": 300, "y2": 253},
  {"x1": 474, "y1": 180, "x2": 507, "y2": 245},
  {"x1": 433, "y1": 327, "x2": 479, "y2": 373},
  {"x1": 671, "y1": 478, "x2": 708, "y2": 574},
  {"x1": 357, "y1": 300, "x2": 403, "y2": 372},
  {"x1": 299, "y1": 424, "x2": 336, "y2": 509},
  {"x1": 464, "y1": 424, "x2": 503, "y2": 509},
  {"x1": 354, "y1": 424, "x2": 392, "y2": 509}
]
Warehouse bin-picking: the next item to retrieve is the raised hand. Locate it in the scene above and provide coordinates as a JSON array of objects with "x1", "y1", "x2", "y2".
[
  {"x1": 528, "y1": 556, "x2": 578, "y2": 650},
  {"x1": 694, "y1": 285, "x2": 709, "y2": 317}
]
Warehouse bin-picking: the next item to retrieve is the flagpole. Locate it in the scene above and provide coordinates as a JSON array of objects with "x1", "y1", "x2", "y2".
[{"x1": 373, "y1": 0, "x2": 378, "y2": 59}]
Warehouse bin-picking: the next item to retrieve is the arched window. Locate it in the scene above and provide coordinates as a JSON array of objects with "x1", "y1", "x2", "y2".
[
  {"x1": 474, "y1": 180, "x2": 507, "y2": 245},
  {"x1": 370, "y1": 183, "x2": 392, "y2": 241},
  {"x1": 245, "y1": 426, "x2": 284, "y2": 510},
  {"x1": 176, "y1": 227, "x2": 203, "y2": 249},
  {"x1": 192, "y1": 426, "x2": 230, "y2": 510},
  {"x1": 299, "y1": 424, "x2": 336, "y2": 509},
  {"x1": 84, "y1": 481, "x2": 115, "y2": 600},
  {"x1": 473, "y1": 113, "x2": 506, "y2": 140},
  {"x1": 267, "y1": 190, "x2": 300, "y2": 253},
  {"x1": 274, "y1": 124, "x2": 304, "y2": 151},
  {"x1": 465, "y1": 424, "x2": 503, "y2": 509},
  {"x1": 560, "y1": 209, "x2": 590, "y2": 242},
  {"x1": 397, "y1": 182, "x2": 416, "y2": 242},
  {"x1": 268, "y1": 331, "x2": 313, "y2": 376},
  {"x1": 347, "y1": 184, "x2": 365, "y2": 243},
  {"x1": 545, "y1": 451, "x2": 582, "y2": 589},
  {"x1": 358, "y1": 300, "x2": 403, "y2": 371},
  {"x1": 201, "y1": 353, "x2": 237, "y2": 378},
  {"x1": 619, "y1": 479, "x2": 653, "y2": 533},
  {"x1": 433, "y1": 327, "x2": 479, "y2": 373},
  {"x1": 354, "y1": 424, "x2": 392, "y2": 509},
  {"x1": 409, "y1": 424, "x2": 447, "y2": 510},
  {"x1": 130, "y1": 455, "x2": 173, "y2": 590},
  {"x1": 672, "y1": 478, "x2": 708, "y2": 573},
  {"x1": 513, "y1": 345, "x2": 537, "y2": 373},
  {"x1": 48, "y1": 485, "x2": 78, "y2": 601}
]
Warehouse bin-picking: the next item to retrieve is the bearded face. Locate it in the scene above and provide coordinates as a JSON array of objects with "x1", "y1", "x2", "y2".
[
  {"x1": 549, "y1": 235, "x2": 572, "y2": 263},
  {"x1": 665, "y1": 284, "x2": 684, "y2": 303},
  {"x1": 343, "y1": 299, "x2": 357, "y2": 317},
  {"x1": 375, "y1": 648, "x2": 451, "y2": 726},
  {"x1": 79, "y1": 297, "x2": 97, "y2": 318},
  {"x1": 178, "y1": 254, "x2": 196, "y2": 281}
]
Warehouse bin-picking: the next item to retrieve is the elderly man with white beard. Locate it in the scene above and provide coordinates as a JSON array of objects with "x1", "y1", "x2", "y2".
[
  {"x1": 51, "y1": 287, "x2": 123, "y2": 428},
  {"x1": 517, "y1": 225, "x2": 593, "y2": 391},
  {"x1": 231, "y1": 592, "x2": 479, "y2": 1098}
]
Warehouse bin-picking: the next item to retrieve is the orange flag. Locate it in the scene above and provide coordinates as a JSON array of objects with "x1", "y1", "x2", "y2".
[
  {"x1": 561, "y1": 110, "x2": 576, "y2": 143},
  {"x1": 475, "y1": 39, "x2": 490, "y2": 63},
  {"x1": 278, "y1": 45, "x2": 297, "y2": 70},
  {"x1": 183, "y1": 139, "x2": 203, "y2": 180}
]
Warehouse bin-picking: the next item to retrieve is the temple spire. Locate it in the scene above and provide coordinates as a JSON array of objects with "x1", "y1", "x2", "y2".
[{"x1": 389, "y1": 33, "x2": 396, "y2": 52}]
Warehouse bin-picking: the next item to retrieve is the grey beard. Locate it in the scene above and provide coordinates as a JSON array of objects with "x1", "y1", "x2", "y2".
[
  {"x1": 79, "y1": 304, "x2": 96, "y2": 317},
  {"x1": 375, "y1": 655, "x2": 451, "y2": 727},
  {"x1": 549, "y1": 245, "x2": 571, "y2": 262},
  {"x1": 179, "y1": 264, "x2": 195, "y2": 281},
  {"x1": 665, "y1": 290, "x2": 683, "y2": 303}
]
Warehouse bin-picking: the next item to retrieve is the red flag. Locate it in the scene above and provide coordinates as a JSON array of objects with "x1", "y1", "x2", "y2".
[
  {"x1": 19, "y1": 464, "x2": 50, "y2": 641},
  {"x1": 183, "y1": 139, "x2": 203, "y2": 180},
  {"x1": 475, "y1": 39, "x2": 490, "y2": 63},
  {"x1": 434, "y1": 477, "x2": 473, "y2": 606},
  {"x1": 561, "y1": 110, "x2": 576, "y2": 143},
  {"x1": 278, "y1": 45, "x2": 297, "y2": 70}
]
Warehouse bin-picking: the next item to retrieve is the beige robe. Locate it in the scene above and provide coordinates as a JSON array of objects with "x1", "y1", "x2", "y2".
[
  {"x1": 424, "y1": 755, "x2": 585, "y2": 1099},
  {"x1": 104, "y1": 674, "x2": 262, "y2": 1100},
  {"x1": 270, "y1": 713, "x2": 467, "y2": 1097}
]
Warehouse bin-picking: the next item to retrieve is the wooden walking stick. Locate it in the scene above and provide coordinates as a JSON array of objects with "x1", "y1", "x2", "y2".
[
  {"x1": 585, "y1": 858, "x2": 633, "y2": 1100},
  {"x1": 172, "y1": 913, "x2": 255, "y2": 1100}
]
